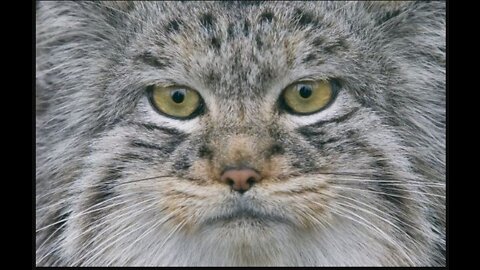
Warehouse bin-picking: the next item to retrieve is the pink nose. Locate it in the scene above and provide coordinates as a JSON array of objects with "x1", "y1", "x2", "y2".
[{"x1": 220, "y1": 168, "x2": 262, "y2": 194}]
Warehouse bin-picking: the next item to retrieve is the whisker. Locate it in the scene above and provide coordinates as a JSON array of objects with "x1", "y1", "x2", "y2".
[
  {"x1": 315, "y1": 171, "x2": 443, "y2": 185},
  {"x1": 116, "y1": 175, "x2": 175, "y2": 186},
  {"x1": 323, "y1": 203, "x2": 415, "y2": 265},
  {"x1": 331, "y1": 193, "x2": 426, "y2": 235},
  {"x1": 334, "y1": 182, "x2": 445, "y2": 199},
  {"x1": 108, "y1": 216, "x2": 187, "y2": 266},
  {"x1": 36, "y1": 192, "x2": 134, "y2": 233},
  {"x1": 36, "y1": 196, "x2": 157, "y2": 265},
  {"x1": 79, "y1": 207, "x2": 181, "y2": 266},
  {"x1": 330, "y1": 185, "x2": 444, "y2": 207},
  {"x1": 70, "y1": 199, "x2": 161, "y2": 266}
]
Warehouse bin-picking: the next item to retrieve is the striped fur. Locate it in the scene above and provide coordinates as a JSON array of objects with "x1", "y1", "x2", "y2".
[{"x1": 36, "y1": 1, "x2": 445, "y2": 266}]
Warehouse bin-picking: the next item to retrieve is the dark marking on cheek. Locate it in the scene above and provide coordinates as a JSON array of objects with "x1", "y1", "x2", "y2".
[
  {"x1": 267, "y1": 143, "x2": 285, "y2": 157},
  {"x1": 297, "y1": 128, "x2": 343, "y2": 151},
  {"x1": 173, "y1": 154, "x2": 192, "y2": 171},
  {"x1": 120, "y1": 152, "x2": 154, "y2": 163},
  {"x1": 345, "y1": 130, "x2": 368, "y2": 149},
  {"x1": 367, "y1": 151, "x2": 412, "y2": 221},
  {"x1": 131, "y1": 122, "x2": 187, "y2": 137},
  {"x1": 130, "y1": 138, "x2": 185, "y2": 156},
  {"x1": 198, "y1": 145, "x2": 213, "y2": 159},
  {"x1": 87, "y1": 167, "x2": 121, "y2": 217},
  {"x1": 291, "y1": 148, "x2": 318, "y2": 172},
  {"x1": 373, "y1": 159, "x2": 389, "y2": 170},
  {"x1": 375, "y1": 177, "x2": 408, "y2": 211},
  {"x1": 303, "y1": 108, "x2": 360, "y2": 129},
  {"x1": 131, "y1": 140, "x2": 168, "y2": 151},
  {"x1": 50, "y1": 209, "x2": 71, "y2": 237},
  {"x1": 297, "y1": 128, "x2": 325, "y2": 137}
]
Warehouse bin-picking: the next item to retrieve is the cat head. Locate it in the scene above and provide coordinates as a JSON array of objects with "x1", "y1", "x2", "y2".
[{"x1": 36, "y1": 1, "x2": 445, "y2": 266}]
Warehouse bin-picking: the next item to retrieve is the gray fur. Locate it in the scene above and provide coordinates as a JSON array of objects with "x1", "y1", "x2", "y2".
[{"x1": 36, "y1": 1, "x2": 445, "y2": 266}]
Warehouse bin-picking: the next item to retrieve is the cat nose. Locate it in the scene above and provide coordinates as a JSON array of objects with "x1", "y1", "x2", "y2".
[{"x1": 220, "y1": 168, "x2": 262, "y2": 194}]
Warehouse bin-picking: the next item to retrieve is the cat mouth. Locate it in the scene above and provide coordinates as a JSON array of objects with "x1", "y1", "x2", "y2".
[{"x1": 202, "y1": 208, "x2": 292, "y2": 227}]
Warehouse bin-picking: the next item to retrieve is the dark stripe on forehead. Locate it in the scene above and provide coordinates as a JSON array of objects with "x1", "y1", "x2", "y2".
[
  {"x1": 135, "y1": 51, "x2": 170, "y2": 69},
  {"x1": 293, "y1": 8, "x2": 321, "y2": 28},
  {"x1": 165, "y1": 19, "x2": 182, "y2": 33},
  {"x1": 258, "y1": 11, "x2": 274, "y2": 24},
  {"x1": 200, "y1": 13, "x2": 215, "y2": 31},
  {"x1": 324, "y1": 38, "x2": 350, "y2": 54},
  {"x1": 302, "y1": 53, "x2": 317, "y2": 64}
]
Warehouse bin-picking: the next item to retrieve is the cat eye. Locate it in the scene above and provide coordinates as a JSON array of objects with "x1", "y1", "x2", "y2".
[
  {"x1": 148, "y1": 85, "x2": 202, "y2": 119},
  {"x1": 281, "y1": 80, "x2": 336, "y2": 115}
]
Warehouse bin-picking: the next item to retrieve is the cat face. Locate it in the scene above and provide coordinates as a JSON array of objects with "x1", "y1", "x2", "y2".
[{"x1": 36, "y1": 1, "x2": 445, "y2": 266}]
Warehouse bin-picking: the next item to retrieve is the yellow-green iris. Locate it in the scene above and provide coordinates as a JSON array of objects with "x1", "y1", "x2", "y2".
[
  {"x1": 150, "y1": 85, "x2": 201, "y2": 118},
  {"x1": 282, "y1": 80, "x2": 333, "y2": 114}
]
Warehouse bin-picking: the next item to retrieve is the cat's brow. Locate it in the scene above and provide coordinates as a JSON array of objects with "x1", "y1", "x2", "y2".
[{"x1": 135, "y1": 51, "x2": 170, "y2": 69}]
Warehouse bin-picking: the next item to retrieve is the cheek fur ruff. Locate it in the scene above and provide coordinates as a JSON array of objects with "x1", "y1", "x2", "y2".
[{"x1": 36, "y1": 1, "x2": 445, "y2": 266}]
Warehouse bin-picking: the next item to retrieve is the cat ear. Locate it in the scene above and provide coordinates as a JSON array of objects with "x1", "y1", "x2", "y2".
[
  {"x1": 360, "y1": 1, "x2": 445, "y2": 42},
  {"x1": 36, "y1": 1, "x2": 137, "y2": 28},
  {"x1": 97, "y1": 1, "x2": 136, "y2": 14},
  {"x1": 36, "y1": 2, "x2": 137, "y2": 117},
  {"x1": 362, "y1": 1, "x2": 414, "y2": 27}
]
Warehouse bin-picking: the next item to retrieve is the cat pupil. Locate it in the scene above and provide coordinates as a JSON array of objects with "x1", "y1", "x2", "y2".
[
  {"x1": 171, "y1": 89, "x2": 185, "y2": 103},
  {"x1": 298, "y1": 85, "x2": 312, "y2": 99}
]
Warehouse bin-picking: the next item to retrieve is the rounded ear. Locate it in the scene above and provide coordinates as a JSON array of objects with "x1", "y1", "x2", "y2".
[
  {"x1": 363, "y1": 1, "x2": 414, "y2": 26},
  {"x1": 359, "y1": 1, "x2": 445, "y2": 44},
  {"x1": 36, "y1": 1, "x2": 138, "y2": 117},
  {"x1": 98, "y1": 1, "x2": 136, "y2": 13}
]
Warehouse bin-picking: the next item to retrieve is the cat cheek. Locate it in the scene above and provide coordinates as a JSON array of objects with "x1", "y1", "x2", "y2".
[
  {"x1": 261, "y1": 155, "x2": 294, "y2": 181},
  {"x1": 188, "y1": 159, "x2": 221, "y2": 185}
]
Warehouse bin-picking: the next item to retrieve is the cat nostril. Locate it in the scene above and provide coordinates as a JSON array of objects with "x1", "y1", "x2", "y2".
[{"x1": 220, "y1": 167, "x2": 262, "y2": 193}]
